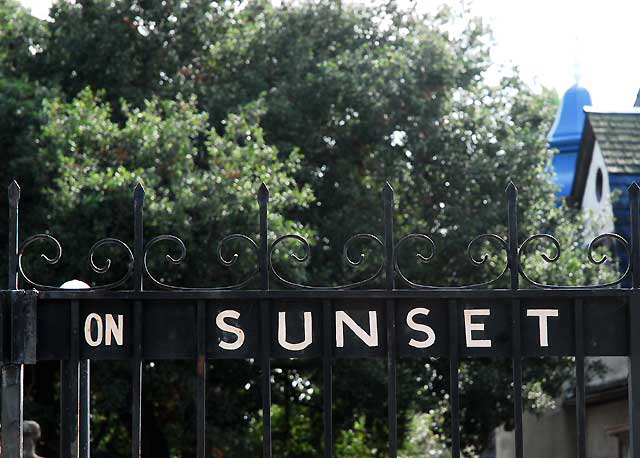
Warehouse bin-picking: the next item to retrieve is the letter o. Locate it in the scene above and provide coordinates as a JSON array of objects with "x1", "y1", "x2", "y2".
[{"x1": 84, "y1": 313, "x2": 103, "y2": 347}]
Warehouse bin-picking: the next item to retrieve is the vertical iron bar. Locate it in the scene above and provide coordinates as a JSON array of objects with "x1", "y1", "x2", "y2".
[
  {"x1": 574, "y1": 298, "x2": 586, "y2": 458},
  {"x1": 630, "y1": 295, "x2": 640, "y2": 458},
  {"x1": 196, "y1": 300, "x2": 206, "y2": 458},
  {"x1": 131, "y1": 301, "x2": 142, "y2": 458},
  {"x1": 383, "y1": 182, "x2": 394, "y2": 291},
  {"x1": 260, "y1": 301, "x2": 271, "y2": 458},
  {"x1": 386, "y1": 298, "x2": 397, "y2": 457},
  {"x1": 258, "y1": 183, "x2": 269, "y2": 291},
  {"x1": 628, "y1": 182, "x2": 640, "y2": 458},
  {"x1": 133, "y1": 183, "x2": 145, "y2": 291},
  {"x1": 448, "y1": 299, "x2": 460, "y2": 458},
  {"x1": 258, "y1": 183, "x2": 271, "y2": 457},
  {"x1": 512, "y1": 299, "x2": 523, "y2": 458},
  {"x1": 631, "y1": 182, "x2": 640, "y2": 289},
  {"x1": 7, "y1": 181, "x2": 19, "y2": 289},
  {"x1": 507, "y1": 182, "x2": 523, "y2": 458},
  {"x1": 61, "y1": 300, "x2": 80, "y2": 458},
  {"x1": 79, "y1": 360, "x2": 90, "y2": 458},
  {"x1": 3, "y1": 180, "x2": 23, "y2": 458},
  {"x1": 383, "y1": 182, "x2": 397, "y2": 457},
  {"x1": 132, "y1": 183, "x2": 145, "y2": 458},
  {"x1": 322, "y1": 299, "x2": 333, "y2": 458},
  {"x1": 2, "y1": 365, "x2": 23, "y2": 458},
  {"x1": 506, "y1": 182, "x2": 519, "y2": 290}
]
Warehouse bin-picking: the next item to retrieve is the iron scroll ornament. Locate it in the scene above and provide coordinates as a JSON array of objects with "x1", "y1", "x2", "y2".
[
  {"x1": 390, "y1": 181, "x2": 631, "y2": 289},
  {"x1": 517, "y1": 232, "x2": 631, "y2": 289},
  {"x1": 10, "y1": 180, "x2": 637, "y2": 290},
  {"x1": 393, "y1": 233, "x2": 510, "y2": 289},
  {"x1": 268, "y1": 233, "x2": 384, "y2": 289},
  {"x1": 18, "y1": 234, "x2": 134, "y2": 290},
  {"x1": 143, "y1": 233, "x2": 259, "y2": 290},
  {"x1": 393, "y1": 231, "x2": 630, "y2": 289}
]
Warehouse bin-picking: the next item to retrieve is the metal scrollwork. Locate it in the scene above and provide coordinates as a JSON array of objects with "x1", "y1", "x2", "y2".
[
  {"x1": 518, "y1": 232, "x2": 630, "y2": 288},
  {"x1": 11, "y1": 179, "x2": 639, "y2": 291},
  {"x1": 268, "y1": 233, "x2": 384, "y2": 289},
  {"x1": 464, "y1": 233, "x2": 510, "y2": 287},
  {"x1": 394, "y1": 232, "x2": 509, "y2": 289},
  {"x1": 393, "y1": 233, "x2": 435, "y2": 288},
  {"x1": 143, "y1": 234, "x2": 259, "y2": 290},
  {"x1": 18, "y1": 234, "x2": 134, "y2": 290}
]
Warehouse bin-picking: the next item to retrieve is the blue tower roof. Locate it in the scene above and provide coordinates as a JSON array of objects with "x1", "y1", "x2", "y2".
[
  {"x1": 548, "y1": 84, "x2": 592, "y2": 198},
  {"x1": 549, "y1": 84, "x2": 592, "y2": 150}
]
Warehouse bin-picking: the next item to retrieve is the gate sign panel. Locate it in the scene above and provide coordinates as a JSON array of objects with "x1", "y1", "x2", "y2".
[
  {"x1": 34, "y1": 296, "x2": 629, "y2": 361},
  {"x1": 4, "y1": 179, "x2": 640, "y2": 458}
]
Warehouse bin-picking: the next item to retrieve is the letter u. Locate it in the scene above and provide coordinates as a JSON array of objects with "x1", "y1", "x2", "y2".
[{"x1": 278, "y1": 311, "x2": 313, "y2": 351}]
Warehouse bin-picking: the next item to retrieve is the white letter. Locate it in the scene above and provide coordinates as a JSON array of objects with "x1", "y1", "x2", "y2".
[
  {"x1": 84, "y1": 313, "x2": 103, "y2": 347},
  {"x1": 527, "y1": 309, "x2": 559, "y2": 347},
  {"x1": 216, "y1": 310, "x2": 245, "y2": 350},
  {"x1": 278, "y1": 312, "x2": 313, "y2": 351},
  {"x1": 105, "y1": 314, "x2": 124, "y2": 346},
  {"x1": 335, "y1": 311, "x2": 378, "y2": 347},
  {"x1": 406, "y1": 307, "x2": 436, "y2": 348},
  {"x1": 464, "y1": 309, "x2": 491, "y2": 348}
]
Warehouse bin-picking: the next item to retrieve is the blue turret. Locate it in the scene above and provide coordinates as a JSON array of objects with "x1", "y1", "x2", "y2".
[{"x1": 548, "y1": 84, "x2": 592, "y2": 198}]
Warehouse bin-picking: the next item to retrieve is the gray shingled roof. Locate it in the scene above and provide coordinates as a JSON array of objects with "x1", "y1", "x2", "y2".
[{"x1": 586, "y1": 110, "x2": 640, "y2": 174}]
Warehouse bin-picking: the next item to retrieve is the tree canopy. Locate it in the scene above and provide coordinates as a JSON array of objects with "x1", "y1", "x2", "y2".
[{"x1": 1, "y1": 0, "x2": 616, "y2": 456}]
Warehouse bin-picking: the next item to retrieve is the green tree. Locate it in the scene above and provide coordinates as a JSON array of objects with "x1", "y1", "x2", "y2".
[
  {"x1": 1, "y1": 0, "x2": 619, "y2": 456},
  {"x1": 23, "y1": 88, "x2": 313, "y2": 457},
  {"x1": 33, "y1": 88, "x2": 312, "y2": 286},
  {"x1": 35, "y1": 0, "x2": 232, "y2": 112},
  {"x1": 0, "y1": 0, "x2": 54, "y2": 242},
  {"x1": 173, "y1": 3, "x2": 616, "y2": 454}
]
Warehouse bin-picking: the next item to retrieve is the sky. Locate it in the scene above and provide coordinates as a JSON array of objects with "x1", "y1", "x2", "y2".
[{"x1": 18, "y1": 0, "x2": 640, "y2": 108}]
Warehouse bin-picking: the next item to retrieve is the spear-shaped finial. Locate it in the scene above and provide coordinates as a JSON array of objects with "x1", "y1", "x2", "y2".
[
  {"x1": 134, "y1": 181, "x2": 146, "y2": 203},
  {"x1": 257, "y1": 182, "x2": 270, "y2": 290},
  {"x1": 383, "y1": 181, "x2": 395, "y2": 290},
  {"x1": 506, "y1": 181, "x2": 519, "y2": 290},
  {"x1": 8, "y1": 180, "x2": 20, "y2": 207},
  {"x1": 258, "y1": 182, "x2": 270, "y2": 206},
  {"x1": 383, "y1": 181, "x2": 394, "y2": 203},
  {"x1": 629, "y1": 182, "x2": 640, "y2": 288},
  {"x1": 133, "y1": 181, "x2": 145, "y2": 291}
]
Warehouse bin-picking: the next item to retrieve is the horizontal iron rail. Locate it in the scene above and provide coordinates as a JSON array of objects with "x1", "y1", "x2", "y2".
[{"x1": 33, "y1": 288, "x2": 637, "y2": 300}]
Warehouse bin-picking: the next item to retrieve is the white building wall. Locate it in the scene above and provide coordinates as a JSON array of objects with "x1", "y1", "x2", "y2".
[
  {"x1": 581, "y1": 141, "x2": 614, "y2": 235},
  {"x1": 495, "y1": 399, "x2": 626, "y2": 458},
  {"x1": 495, "y1": 404, "x2": 575, "y2": 458},
  {"x1": 496, "y1": 357, "x2": 628, "y2": 458}
]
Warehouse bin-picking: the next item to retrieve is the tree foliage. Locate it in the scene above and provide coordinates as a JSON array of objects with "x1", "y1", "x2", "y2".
[
  {"x1": 1, "y1": 0, "x2": 616, "y2": 456},
  {"x1": 32, "y1": 88, "x2": 312, "y2": 287}
]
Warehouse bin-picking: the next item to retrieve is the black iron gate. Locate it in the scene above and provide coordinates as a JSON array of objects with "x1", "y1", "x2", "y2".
[{"x1": 2, "y1": 179, "x2": 640, "y2": 458}]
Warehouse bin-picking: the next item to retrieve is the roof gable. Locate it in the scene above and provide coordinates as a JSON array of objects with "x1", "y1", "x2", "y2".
[{"x1": 586, "y1": 110, "x2": 640, "y2": 174}]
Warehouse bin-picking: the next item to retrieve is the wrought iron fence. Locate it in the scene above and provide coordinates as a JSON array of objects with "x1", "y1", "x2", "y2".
[{"x1": 2, "y1": 179, "x2": 640, "y2": 458}]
